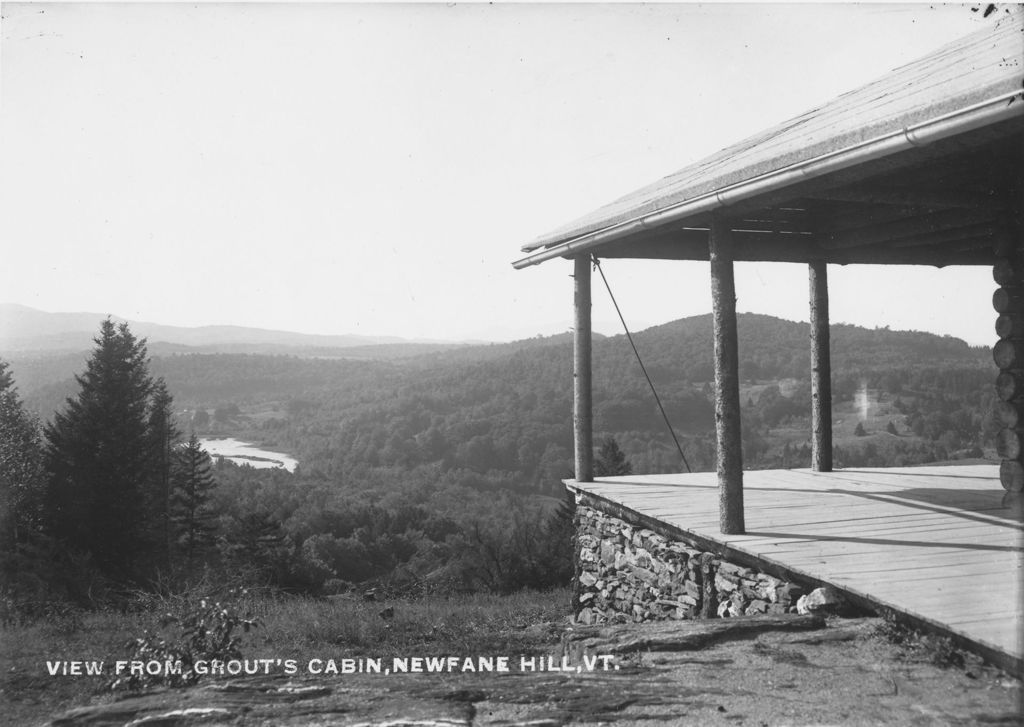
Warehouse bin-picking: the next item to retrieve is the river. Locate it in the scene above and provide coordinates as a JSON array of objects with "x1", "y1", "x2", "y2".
[{"x1": 198, "y1": 437, "x2": 299, "y2": 473}]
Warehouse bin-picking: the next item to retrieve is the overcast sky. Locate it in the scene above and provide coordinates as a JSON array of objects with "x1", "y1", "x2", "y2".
[{"x1": 0, "y1": 3, "x2": 1000, "y2": 344}]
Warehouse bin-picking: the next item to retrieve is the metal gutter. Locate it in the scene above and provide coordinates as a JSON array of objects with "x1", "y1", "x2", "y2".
[{"x1": 512, "y1": 89, "x2": 1023, "y2": 269}]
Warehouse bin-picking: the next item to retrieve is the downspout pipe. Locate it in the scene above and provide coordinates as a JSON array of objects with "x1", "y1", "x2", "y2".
[{"x1": 512, "y1": 89, "x2": 1023, "y2": 270}]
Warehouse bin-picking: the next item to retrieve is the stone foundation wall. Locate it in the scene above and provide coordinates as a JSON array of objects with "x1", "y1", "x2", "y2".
[{"x1": 574, "y1": 504, "x2": 806, "y2": 625}]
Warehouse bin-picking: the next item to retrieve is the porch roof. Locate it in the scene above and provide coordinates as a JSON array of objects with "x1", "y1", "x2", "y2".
[{"x1": 514, "y1": 11, "x2": 1023, "y2": 269}]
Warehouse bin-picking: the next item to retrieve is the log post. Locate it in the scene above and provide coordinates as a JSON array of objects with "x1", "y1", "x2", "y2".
[
  {"x1": 709, "y1": 218, "x2": 745, "y2": 533},
  {"x1": 992, "y1": 224, "x2": 1024, "y2": 493},
  {"x1": 808, "y1": 260, "x2": 833, "y2": 472},
  {"x1": 993, "y1": 339, "x2": 1024, "y2": 370},
  {"x1": 573, "y1": 255, "x2": 594, "y2": 483},
  {"x1": 996, "y1": 370, "x2": 1024, "y2": 401}
]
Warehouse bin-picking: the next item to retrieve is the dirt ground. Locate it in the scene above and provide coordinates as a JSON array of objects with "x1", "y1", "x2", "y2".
[{"x1": 37, "y1": 614, "x2": 1021, "y2": 726}]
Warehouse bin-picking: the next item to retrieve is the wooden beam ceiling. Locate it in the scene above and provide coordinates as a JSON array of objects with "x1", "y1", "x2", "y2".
[
  {"x1": 801, "y1": 185, "x2": 1003, "y2": 211},
  {"x1": 820, "y1": 208, "x2": 1001, "y2": 250},
  {"x1": 593, "y1": 225, "x2": 995, "y2": 266}
]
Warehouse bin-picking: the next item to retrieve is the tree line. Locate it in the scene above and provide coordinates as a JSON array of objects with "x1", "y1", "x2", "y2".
[
  {"x1": 2, "y1": 313, "x2": 998, "y2": 609},
  {"x1": 2, "y1": 321, "x2": 219, "y2": 606},
  {"x1": 2, "y1": 322, "x2": 604, "y2": 608},
  {"x1": 207, "y1": 315, "x2": 992, "y2": 490}
]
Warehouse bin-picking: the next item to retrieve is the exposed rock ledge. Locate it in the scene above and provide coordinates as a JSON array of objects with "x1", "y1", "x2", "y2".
[
  {"x1": 48, "y1": 615, "x2": 1020, "y2": 726},
  {"x1": 562, "y1": 612, "x2": 825, "y2": 660}
]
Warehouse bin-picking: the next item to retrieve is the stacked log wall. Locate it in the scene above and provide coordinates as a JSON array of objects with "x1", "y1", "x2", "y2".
[
  {"x1": 573, "y1": 504, "x2": 805, "y2": 625},
  {"x1": 993, "y1": 233, "x2": 1024, "y2": 493}
]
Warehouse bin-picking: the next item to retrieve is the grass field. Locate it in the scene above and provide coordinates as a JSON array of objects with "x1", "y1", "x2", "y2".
[{"x1": 0, "y1": 587, "x2": 572, "y2": 726}]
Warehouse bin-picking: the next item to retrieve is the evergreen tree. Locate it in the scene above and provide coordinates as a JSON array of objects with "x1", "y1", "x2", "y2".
[
  {"x1": 191, "y1": 409, "x2": 210, "y2": 430},
  {"x1": 43, "y1": 319, "x2": 155, "y2": 579},
  {"x1": 0, "y1": 360, "x2": 45, "y2": 547},
  {"x1": 595, "y1": 436, "x2": 632, "y2": 476},
  {"x1": 539, "y1": 436, "x2": 634, "y2": 590},
  {"x1": 147, "y1": 379, "x2": 179, "y2": 566},
  {"x1": 539, "y1": 488, "x2": 576, "y2": 586},
  {"x1": 171, "y1": 433, "x2": 218, "y2": 570},
  {"x1": 223, "y1": 511, "x2": 292, "y2": 585}
]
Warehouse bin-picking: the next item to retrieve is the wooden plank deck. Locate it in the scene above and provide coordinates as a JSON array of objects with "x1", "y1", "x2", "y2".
[{"x1": 567, "y1": 464, "x2": 1023, "y2": 674}]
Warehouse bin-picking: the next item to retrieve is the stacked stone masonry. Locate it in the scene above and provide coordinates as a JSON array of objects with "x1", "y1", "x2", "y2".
[
  {"x1": 993, "y1": 234, "x2": 1024, "y2": 493},
  {"x1": 574, "y1": 505, "x2": 806, "y2": 625}
]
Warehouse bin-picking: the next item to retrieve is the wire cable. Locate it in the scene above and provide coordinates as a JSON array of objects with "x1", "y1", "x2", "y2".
[{"x1": 592, "y1": 255, "x2": 692, "y2": 473}]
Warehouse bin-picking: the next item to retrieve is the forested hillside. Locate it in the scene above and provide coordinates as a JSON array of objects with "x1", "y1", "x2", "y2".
[
  {"x1": 3, "y1": 314, "x2": 996, "y2": 602},
  {"x1": 14, "y1": 313, "x2": 995, "y2": 485},
  {"x1": 146, "y1": 313, "x2": 995, "y2": 484}
]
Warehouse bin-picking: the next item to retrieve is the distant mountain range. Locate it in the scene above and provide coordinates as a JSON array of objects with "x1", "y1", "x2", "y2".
[
  {"x1": 0, "y1": 303, "x2": 466, "y2": 354},
  {"x1": 4, "y1": 304, "x2": 993, "y2": 437}
]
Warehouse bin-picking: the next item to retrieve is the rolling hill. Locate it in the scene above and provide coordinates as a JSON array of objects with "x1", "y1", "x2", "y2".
[
  {"x1": 0, "y1": 303, "x2": 461, "y2": 353},
  {"x1": 1, "y1": 310, "x2": 998, "y2": 594}
]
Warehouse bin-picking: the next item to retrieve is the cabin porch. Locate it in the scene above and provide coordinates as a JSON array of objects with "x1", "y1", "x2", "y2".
[
  {"x1": 516, "y1": 12, "x2": 1024, "y2": 677},
  {"x1": 567, "y1": 463, "x2": 1023, "y2": 674}
]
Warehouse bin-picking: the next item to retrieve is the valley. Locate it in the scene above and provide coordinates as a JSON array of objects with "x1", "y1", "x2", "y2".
[
  {"x1": 2, "y1": 311, "x2": 998, "y2": 596},
  {"x1": 0, "y1": 308, "x2": 1010, "y2": 726}
]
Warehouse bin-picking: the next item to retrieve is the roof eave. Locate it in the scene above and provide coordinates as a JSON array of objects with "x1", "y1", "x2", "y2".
[{"x1": 513, "y1": 89, "x2": 1023, "y2": 270}]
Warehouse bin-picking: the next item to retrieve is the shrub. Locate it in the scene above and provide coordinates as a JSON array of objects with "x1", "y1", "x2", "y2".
[{"x1": 110, "y1": 588, "x2": 258, "y2": 690}]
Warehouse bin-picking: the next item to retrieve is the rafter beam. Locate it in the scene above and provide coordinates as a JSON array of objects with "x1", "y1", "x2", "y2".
[
  {"x1": 824, "y1": 204, "x2": 943, "y2": 233},
  {"x1": 820, "y1": 208, "x2": 998, "y2": 250},
  {"x1": 590, "y1": 228, "x2": 994, "y2": 266},
  {"x1": 890, "y1": 222, "x2": 997, "y2": 248},
  {"x1": 803, "y1": 185, "x2": 1003, "y2": 211}
]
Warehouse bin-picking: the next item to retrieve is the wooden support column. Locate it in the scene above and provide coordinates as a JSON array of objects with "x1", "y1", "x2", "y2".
[
  {"x1": 993, "y1": 226, "x2": 1024, "y2": 493},
  {"x1": 709, "y1": 219, "x2": 745, "y2": 534},
  {"x1": 573, "y1": 255, "x2": 594, "y2": 483},
  {"x1": 809, "y1": 260, "x2": 833, "y2": 472}
]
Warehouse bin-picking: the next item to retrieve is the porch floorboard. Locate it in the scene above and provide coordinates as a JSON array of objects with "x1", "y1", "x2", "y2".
[{"x1": 567, "y1": 464, "x2": 1023, "y2": 674}]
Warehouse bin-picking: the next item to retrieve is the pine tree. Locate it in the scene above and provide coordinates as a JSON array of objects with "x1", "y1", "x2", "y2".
[
  {"x1": 147, "y1": 379, "x2": 179, "y2": 567},
  {"x1": 0, "y1": 360, "x2": 45, "y2": 548},
  {"x1": 43, "y1": 319, "x2": 155, "y2": 578},
  {"x1": 595, "y1": 436, "x2": 632, "y2": 477},
  {"x1": 540, "y1": 488, "x2": 577, "y2": 586},
  {"x1": 171, "y1": 433, "x2": 218, "y2": 571},
  {"x1": 224, "y1": 512, "x2": 291, "y2": 585},
  {"x1": 540, "y1": 436, "x2": 634, "y2": 589}
]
